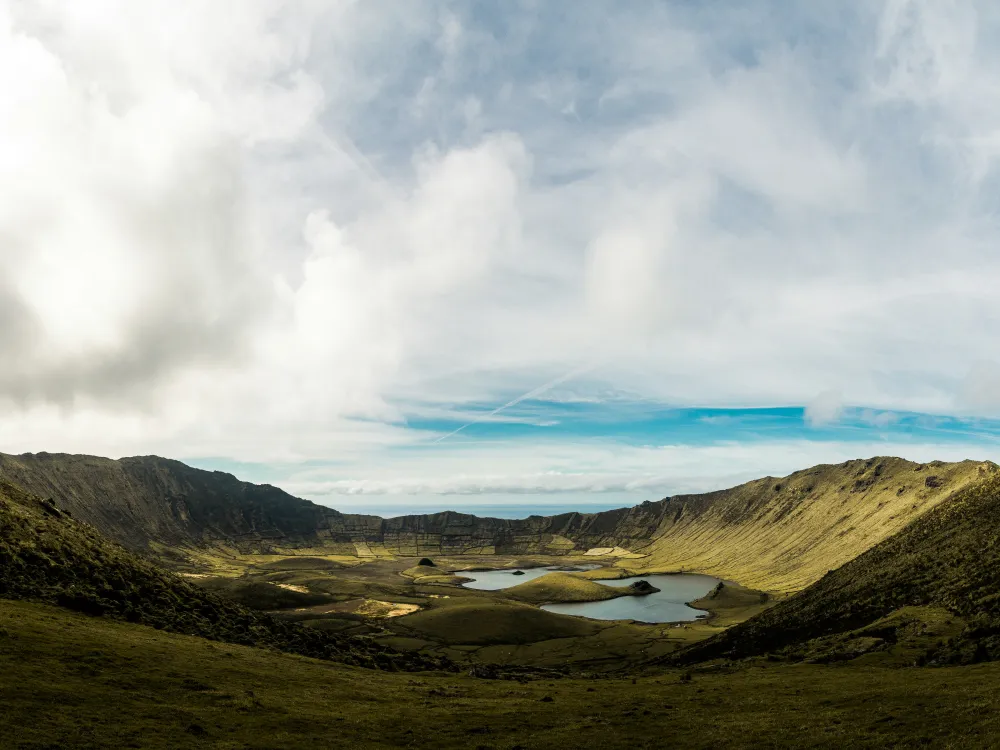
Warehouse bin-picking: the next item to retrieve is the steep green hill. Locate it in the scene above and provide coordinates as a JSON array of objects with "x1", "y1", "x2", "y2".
[
  {"x1": 0, "y1": 480, "x2": 445, "y2": 671},
  {"x1": 676, "y1": 462, "x2": 1000, "y2": 665}
]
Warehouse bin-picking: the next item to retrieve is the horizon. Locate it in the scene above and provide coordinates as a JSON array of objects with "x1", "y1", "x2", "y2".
[{"x1": 5, "y1": 2, "x2": 1000, "y2": 516}]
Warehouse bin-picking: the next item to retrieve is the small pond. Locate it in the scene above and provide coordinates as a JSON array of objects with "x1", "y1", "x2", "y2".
[
  {"x1": 460, "y1": 565, "x2": 602, "y2": 590},
  {"x1": 460, "y1": 566, "x2": 721, "y2": 624}
]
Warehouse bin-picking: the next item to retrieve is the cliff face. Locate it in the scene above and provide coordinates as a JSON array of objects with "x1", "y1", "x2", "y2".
[
  {"x1": 1, "y1": 452, "x2": 990, "y2": 592},
  {"x1": 0, "y1": 452, "x2": 365, "y2": 552}
]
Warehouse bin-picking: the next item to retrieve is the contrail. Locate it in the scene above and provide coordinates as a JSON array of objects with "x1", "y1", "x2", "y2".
[
  {"x1": 433, "y1": 362, "x2": 601, "y2": 444},
  {"x1": 315, "y1": 128, "x2": 402, "y2": 202}
]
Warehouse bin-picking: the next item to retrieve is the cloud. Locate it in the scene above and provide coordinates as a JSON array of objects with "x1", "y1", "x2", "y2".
[
  {"x1": 957, "y1": 361, "x2": 1000, "y2": 416},
  {"x1": 0, "y1": 0, "x2": 318, "y2": 405},
  {"x1": 3, "y1": 0, "x2": 1000, "y2": 500},
  {"x1": 805, "y1": 390, "x2": 844, "y2": 427},
  {"x1": 858, "y1": 409, "x2": 902, "y2": 429},
  {"x1": 275, "y1": 438, "x2": 1000, "y2": 503}
]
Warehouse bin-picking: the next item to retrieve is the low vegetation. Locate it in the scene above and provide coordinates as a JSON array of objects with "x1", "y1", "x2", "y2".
[{"x1": 5, "y1": 598, "x2": 1000, "y2": 749}]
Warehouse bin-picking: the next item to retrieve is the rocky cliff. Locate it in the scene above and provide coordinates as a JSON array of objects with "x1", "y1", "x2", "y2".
[{"x1": 1, "y1": 452, "x2": 989, "y2": 592}]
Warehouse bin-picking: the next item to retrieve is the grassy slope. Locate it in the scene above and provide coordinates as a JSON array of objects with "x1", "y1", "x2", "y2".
[
  {"x1": 5, "y1": 599, "x2": 1000, "y2": 749},
  {"x1": 630, "y1": 458, "x2": 990, "y2": 591},
  {"x1": 504, "y1": 572, "x2": 630, "y2": 604},
  {"x1": 676, "y1": 463, "x2": 1000, "y2": 665},
  {"x1": 0, "y1": 481, "x2": 444, "y2": 671}
]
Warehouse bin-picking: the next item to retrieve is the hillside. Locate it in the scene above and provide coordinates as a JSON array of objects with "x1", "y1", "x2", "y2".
[
  {"x1": 1, "y1": 452, "x2": 987, "y2": 592},
  {"x1": 0, "y1": 480, "x2": 445, "y2": 671},
  {"x1": 631, "y1": 457, "x2": 991, "y2": 591},
  {"x1": 0, "y1": 452, "x2": 374, "y2": 554},
  {"x1": 675, "y1": 462, "x2": 1000, "y2": 665}
]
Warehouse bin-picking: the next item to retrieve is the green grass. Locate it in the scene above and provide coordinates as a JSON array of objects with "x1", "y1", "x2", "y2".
[
  {"x1": 6, "y1": 599, "x2": 1000, "y2": 748},
  {"x1": 255, "y1": 557, "x2": 348, "y2": 571}
]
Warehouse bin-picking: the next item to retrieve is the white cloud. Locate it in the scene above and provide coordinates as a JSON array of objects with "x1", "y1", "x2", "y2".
[
  {"x1": 278, "y1": 438, "x2": 1000, "y2": 503},
  {"x1": 957, "y1": 361, "x2": 1000, "y2": 416},
  {"x1": 3, "y1": 1, "x2": 1000, "y2": 501},
  {"x1": 805, "y1": 390, "x2": 844, "y2": 427}
]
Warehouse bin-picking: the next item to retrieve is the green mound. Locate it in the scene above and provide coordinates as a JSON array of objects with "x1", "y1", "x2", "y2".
[
  {"x1": 504, "y1": 572, "x2": 628, "y2": 604},
  {"x1": 256, "y1": 557, "x2": 345, "y2": 571},
  {"x1": 677, "y1": 464, "x2": 1000, "y2": 665},
  {"x1": 395, "y1": 599, "x2": 600, "y2": 645},
  {"x1": 0, "y1": 481, "x2": 447, "y2": 671},
  {"x1": 690, "y1": 582, "x2": 769, "y2": 611},
  {"x1": 194, "y1": 578, "x2": 333, "y2": 610},
  {"x1": 401, "y1": 565, "x2": 439, "y2": 579},
  {"x1": 413, "y1": 574, "x2": 467, "y2": 585},
  {"x1": 400, "y1": 565, "x2": 467, "y2": 585}
]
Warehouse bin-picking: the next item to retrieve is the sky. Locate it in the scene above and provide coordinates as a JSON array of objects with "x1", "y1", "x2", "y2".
[{"x1": 4, "y1": 0, "x2": 1000, "y2": 517}]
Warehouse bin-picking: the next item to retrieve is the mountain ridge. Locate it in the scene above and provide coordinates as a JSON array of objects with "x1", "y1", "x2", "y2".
[{"x1": 1, "y1": 451, "x2": 990, "y2": 592}]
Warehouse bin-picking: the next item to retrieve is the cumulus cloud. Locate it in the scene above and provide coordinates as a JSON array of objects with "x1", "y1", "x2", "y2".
[{"x1": 0, "y1": 0, "x2": 319, "y2": 404}]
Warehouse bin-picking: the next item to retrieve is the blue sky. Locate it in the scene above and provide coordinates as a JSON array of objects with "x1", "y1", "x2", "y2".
[
  {"x1": 5, "y1": 2, "x2": 1000, "y2": 516},
  {"x1": 188, "y1": 398, "x2": 1000, "y2": 516}
]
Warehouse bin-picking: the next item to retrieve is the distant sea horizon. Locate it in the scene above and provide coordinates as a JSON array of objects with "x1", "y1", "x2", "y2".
[{"x1": 317, "y1": 494, "x2": 649, "y2": 520}]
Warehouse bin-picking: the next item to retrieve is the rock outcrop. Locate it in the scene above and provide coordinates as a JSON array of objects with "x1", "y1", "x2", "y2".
[{"x1": 627, "y1": 580, "x2": 659, "y2": 595}]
